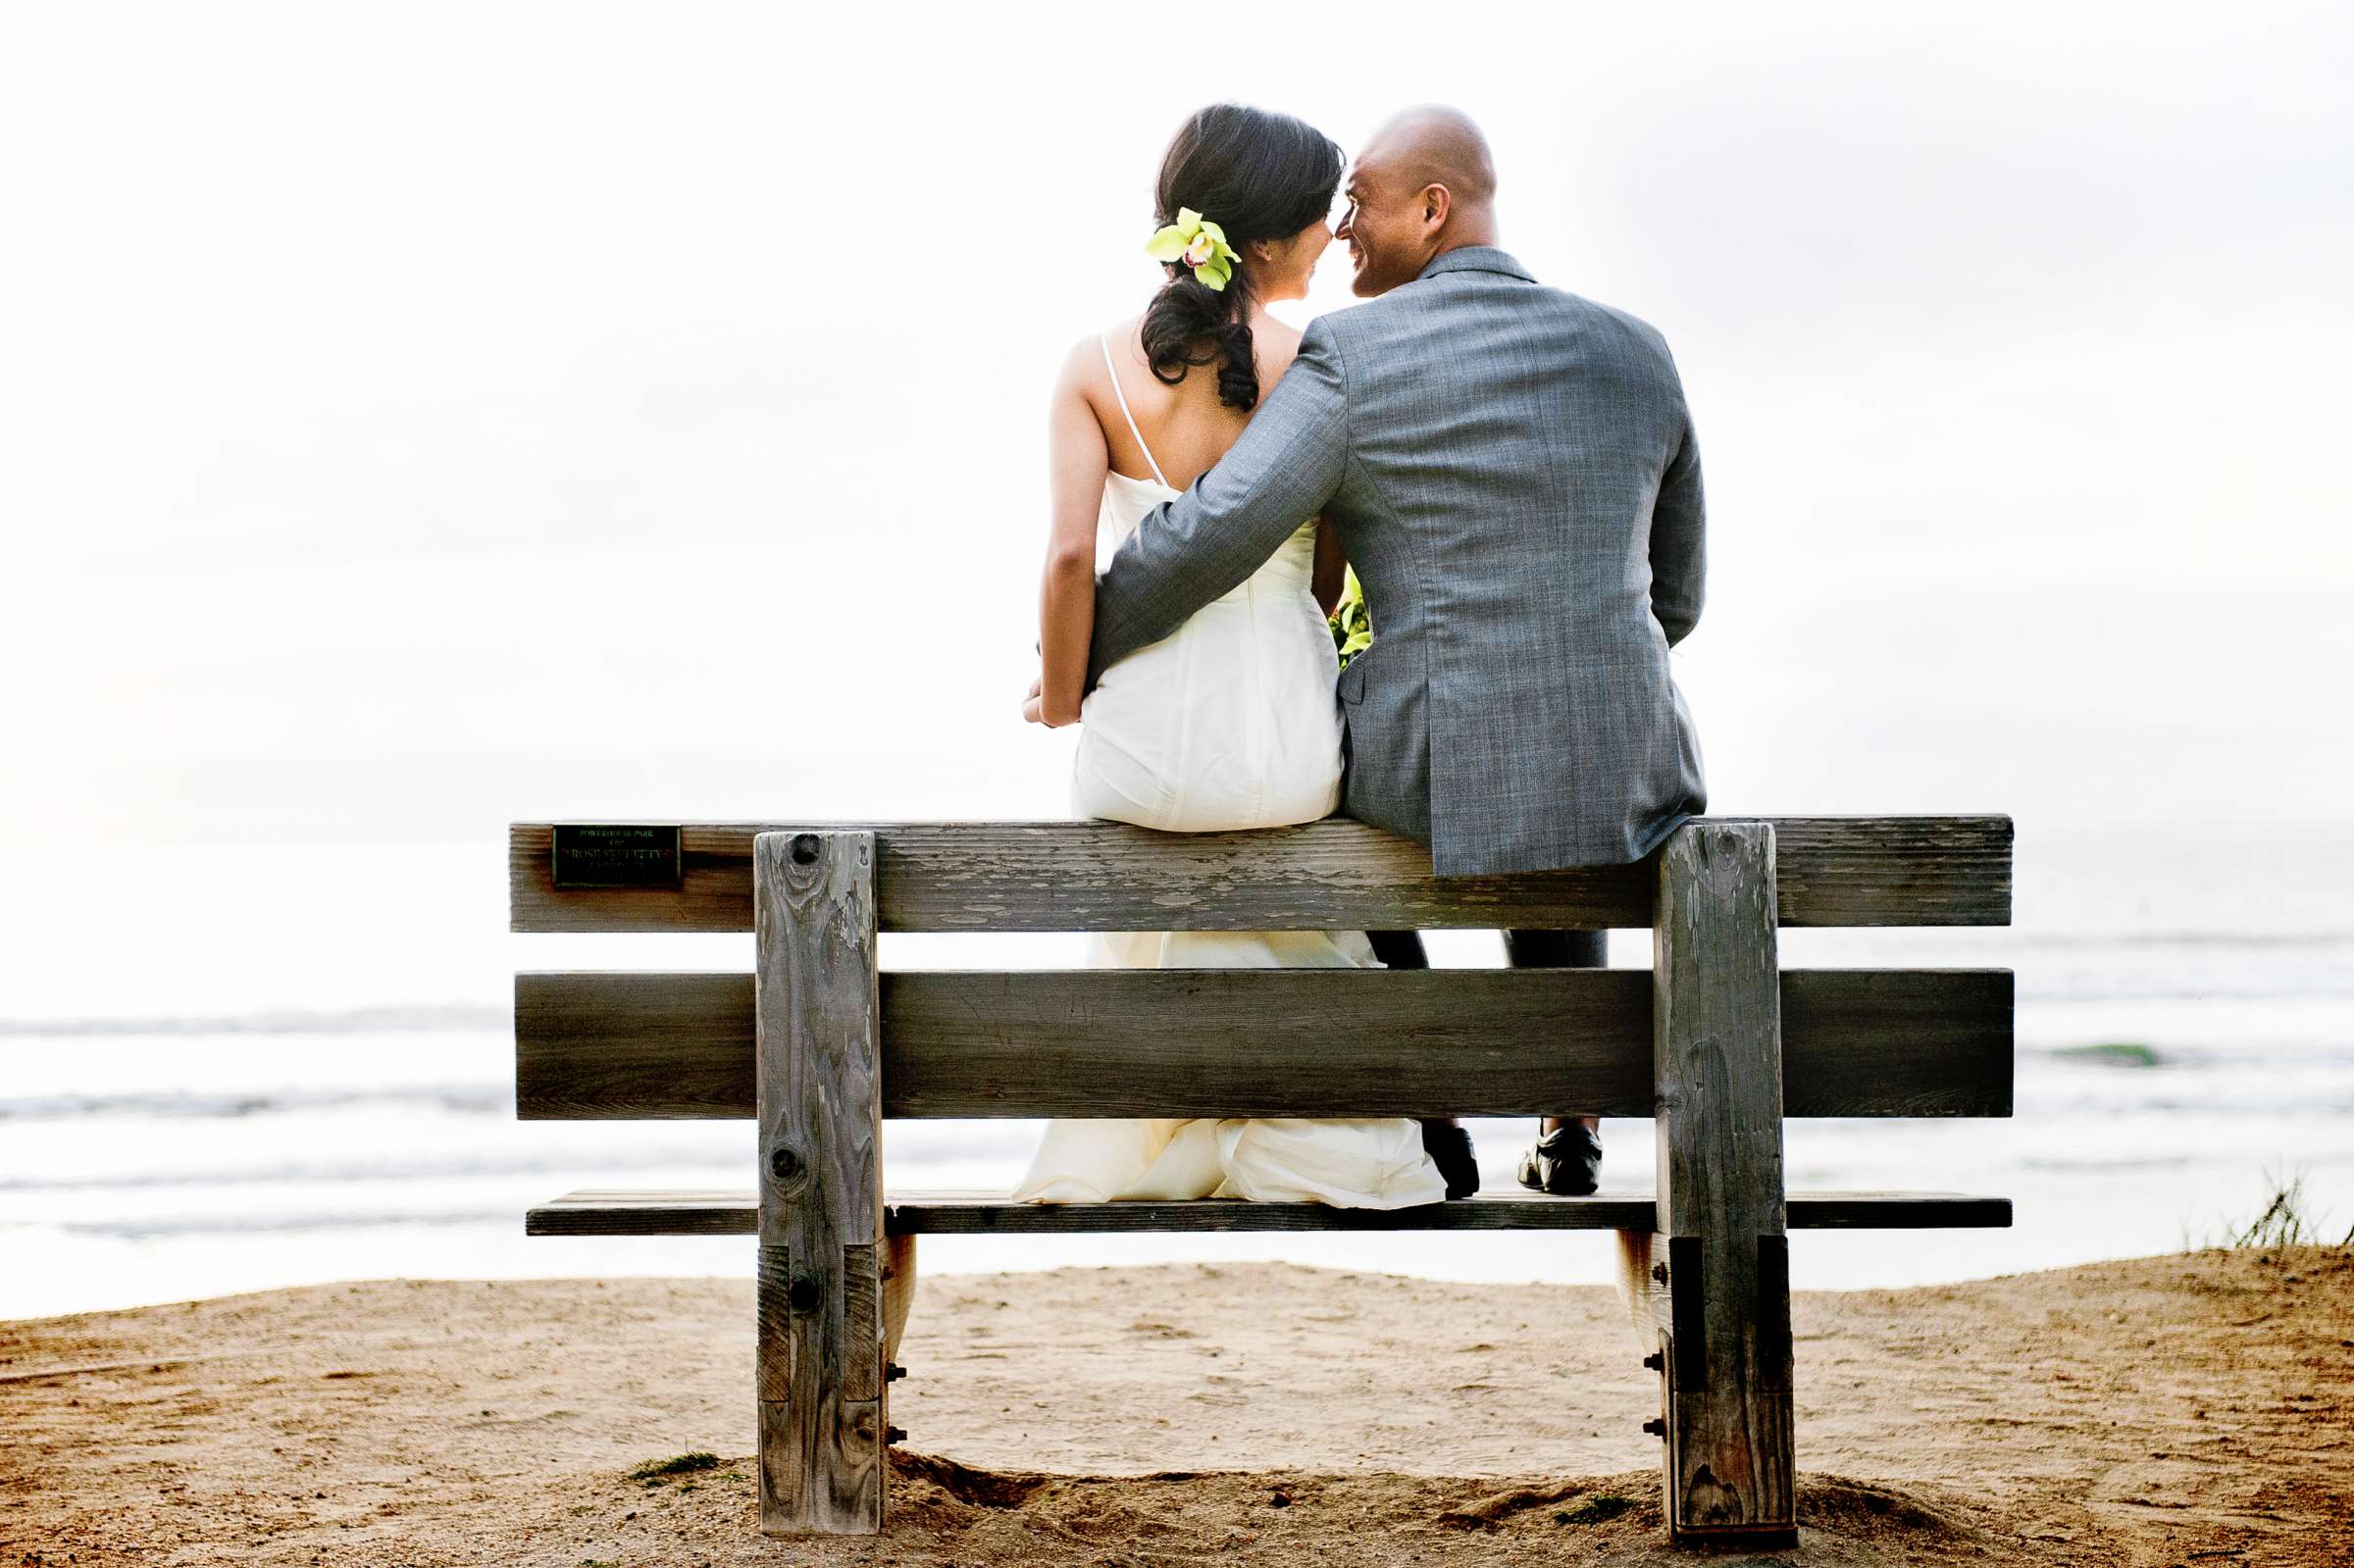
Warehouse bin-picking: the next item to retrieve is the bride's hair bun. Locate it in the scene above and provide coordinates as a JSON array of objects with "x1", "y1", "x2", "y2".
[{"x1": 1141, "y1": 104, "x2": 1344, "y2": 413}]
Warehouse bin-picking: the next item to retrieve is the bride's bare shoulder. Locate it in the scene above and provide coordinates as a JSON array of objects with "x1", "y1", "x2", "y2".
[
  {"x1": 1055, "y1": 317, "x2": 1148, "y2": 402},
  {"x1": 1253, "y1": 315, "x2": 1305, "y2": 383}
]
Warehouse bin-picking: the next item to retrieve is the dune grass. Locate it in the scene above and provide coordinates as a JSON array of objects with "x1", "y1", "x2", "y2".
[
  {"x1": 628, "y1": 1451, "x2": 721, "y2": 1486},
  {"x1": 1557, "y1": 1493, "x2": 1635, "y2": 1525},
  {"x1": 2186, "y1": 1166, "x2": 2353, "y2": 1250}
]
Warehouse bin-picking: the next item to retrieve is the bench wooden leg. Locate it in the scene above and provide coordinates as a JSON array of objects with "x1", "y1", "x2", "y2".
[
  {"x1": 1649, "y1": 821, "x2": 1796, "y2": 1547},
  {"x1": 754, "y1": 830, "x2": 887, "y2": 1536},
  {"x1": 882, "y1": 1233, "x2": 917, "y2": 1371},
  {"x1": 1612, "y1": 1228, "x2": 1657, "y2": 1343}
]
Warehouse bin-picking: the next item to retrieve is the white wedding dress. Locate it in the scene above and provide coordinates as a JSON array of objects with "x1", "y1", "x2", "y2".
[{"x1": 1011, "y1": 336, "x2": 1447, "y2": 1210}]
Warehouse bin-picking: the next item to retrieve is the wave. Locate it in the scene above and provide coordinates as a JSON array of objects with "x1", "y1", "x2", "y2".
[
  {"x1": 0, "y1": 1148, "x2": 760, "y2": 1193},
  {"x1": 19, "y1": 1208, "x2": 538, "y2": 1240},
  {"x1": 2018, "y1": 1150, "x2": 2354, "y2": 1173},
  {"x1": 0, "y1": 1005, "x2": 508, "y2": 1037},
  {"x1": 0, "y1": 1085, "x2": 510, "y2": 1120},
  {"x1": 2019, "y1": 980, "x2": 2354, "y2": 1002},
  {"x1": 2014, "y1": 930, "x2": 2354, "y2": 951},
  {"x1": 2027, "y1": 1043, "x2": 2354, "y2": 1067}
]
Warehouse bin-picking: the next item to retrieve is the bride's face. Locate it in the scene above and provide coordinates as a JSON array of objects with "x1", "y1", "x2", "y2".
[{"x1": 1251, "y1": 219, "x2": 1334, "y2": 304}]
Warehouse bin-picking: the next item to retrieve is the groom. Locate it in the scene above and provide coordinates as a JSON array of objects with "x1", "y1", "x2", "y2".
[{"x1": 1084, "y1": 106, "x2": 1707, "y2": 1199}]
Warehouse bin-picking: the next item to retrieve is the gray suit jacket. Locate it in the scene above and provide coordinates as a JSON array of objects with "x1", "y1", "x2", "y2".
[{"x1": 1085, "y1": 246, "x2": 1706, "y2": 876}]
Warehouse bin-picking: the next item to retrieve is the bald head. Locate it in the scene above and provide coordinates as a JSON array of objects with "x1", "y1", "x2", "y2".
[
  {"x1": 1337, "y1": 105, "x2": 1500, "y2": 297},
  {"x1": 1359, "y1": 105, "x2": 1498, "y2": 209}
]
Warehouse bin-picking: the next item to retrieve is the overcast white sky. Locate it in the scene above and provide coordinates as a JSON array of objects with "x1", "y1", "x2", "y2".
[{"x1": 4, "y1": 1, "x2": 2349, "y2": 850}]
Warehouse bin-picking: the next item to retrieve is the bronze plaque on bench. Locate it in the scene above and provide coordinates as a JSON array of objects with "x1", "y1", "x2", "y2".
[{"x1": 552, "y1": 825, "x2": 683, "y2": 889}]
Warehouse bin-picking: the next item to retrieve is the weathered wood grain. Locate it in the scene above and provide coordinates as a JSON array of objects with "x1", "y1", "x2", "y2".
[
  {"x1": 838, "y1": 1242, "x2": 883, "y2": 1405},
  {"x1": 525, "y1": 1189, "x2": 2013, "y2": 1236},
  {"x1": 514, "y1": 967, "x2": 2013, "y2": 1120},
  {"x1": 1614, "y1": 1229, "x2": 1663, "y2": 1343},
  {"x1": 754, "y1": 1243, "x2": 793, "y2": 1400},
  {"x1": 508, "y1": 817, "x2": 2013, "y2": 934},
  {"x1": 1780, "y1": 968, "x2": 2014, "y2": 1117},
  {"x1": 755, "y1": 832, "x2": 885, "y2": 1536},
  {"x1": 880, "y1": 1234, "x2": 915, "y2": 1400},
  {"x1": 1651, "y1": 822, "x2": 1796, "y2": 1546}
]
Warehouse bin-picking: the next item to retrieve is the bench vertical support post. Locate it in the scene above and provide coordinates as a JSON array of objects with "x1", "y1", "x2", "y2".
[
  {"x1": 754, "y1": 830, "x2": 886, "y2": 1535},
  {"x1": 1650, "y1": 821, "x2": 1796, "y2": 1546}
]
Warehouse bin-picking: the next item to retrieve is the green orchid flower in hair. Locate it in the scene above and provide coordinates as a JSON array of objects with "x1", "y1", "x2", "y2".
[{"x1": 1147, "y1": 207, "x2": 1240, "y2": 291}]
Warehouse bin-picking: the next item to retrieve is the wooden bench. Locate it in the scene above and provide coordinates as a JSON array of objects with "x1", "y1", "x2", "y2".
[{"x1": 510, "y1": 815, "x2": 2014, "y2": 1548}]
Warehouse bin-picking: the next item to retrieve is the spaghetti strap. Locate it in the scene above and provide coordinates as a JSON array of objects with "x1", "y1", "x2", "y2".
[{"x1": 1099, "y1": 331, "x2": 1171, "y2": 488}]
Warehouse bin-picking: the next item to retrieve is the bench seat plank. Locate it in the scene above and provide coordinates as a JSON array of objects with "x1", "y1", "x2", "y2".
[
  {"x1": 510, "y1": 816, "x2": 2013, "y2": 934},
  {"x1": 516, "y1": 967, "x2": 2014, "y2": 1121},
  {"x1": 525, "y1": 1189, "x2": 2013, "y2": 1236}
]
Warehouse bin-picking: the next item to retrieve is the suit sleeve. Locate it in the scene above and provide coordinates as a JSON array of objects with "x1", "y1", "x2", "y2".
[
  {"x1": 1649, "y1": 406, "x2": 1705, "y2": 647},
  {"x1": 1085, "y1": 321, "x2": 1351, "y2": 689}
]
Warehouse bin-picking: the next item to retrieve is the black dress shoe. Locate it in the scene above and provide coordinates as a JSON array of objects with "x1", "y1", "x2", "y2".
[
  {"x1": 1419, "y1": 1120, "x2": 1480, "y2": 1200},
  {"x1": 1516, "y1": 1123, "x2": 1602, "y2": 1196}
]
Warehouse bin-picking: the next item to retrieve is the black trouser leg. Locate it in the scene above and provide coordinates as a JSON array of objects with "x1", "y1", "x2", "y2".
[
  {"x1": 1504, "y1": 928, "x2": 1607, "y2": 971},
  {"x1": 1505, "y1": 928, "x2": 1607, "y2": 1194},
  {"x1": 1506, "y1": 928, "x2": 1607, "y2": 1135},
  {"x1": 1365, "y1": 929, "x2": 1430, "y2": 970}
]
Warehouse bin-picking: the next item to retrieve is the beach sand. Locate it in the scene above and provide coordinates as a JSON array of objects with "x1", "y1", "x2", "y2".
[{"x1": 2, "y1": 1247, "x2": 2348, "y2": 1565}]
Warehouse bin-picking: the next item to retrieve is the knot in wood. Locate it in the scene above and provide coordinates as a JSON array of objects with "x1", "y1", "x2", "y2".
[
  {"x1": 787, "y1": 1272, "x2": 824, "y2": 1314},
  {"x1": 766, "y1": 1142, "x2": 807, "y2": 1191},
  {"x1": 789, "y1": 833, "x2": 821, "y2": 866}
]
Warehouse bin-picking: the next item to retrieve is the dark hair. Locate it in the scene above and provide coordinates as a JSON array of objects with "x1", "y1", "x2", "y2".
[{"x1": 1141, "y1": 104, "x2": 1344, "y2": 412}]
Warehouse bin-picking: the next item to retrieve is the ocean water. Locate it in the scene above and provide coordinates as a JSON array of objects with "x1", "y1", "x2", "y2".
[{"x1": 2, "y1": 829, "x2": 2346, "y2": 1321}]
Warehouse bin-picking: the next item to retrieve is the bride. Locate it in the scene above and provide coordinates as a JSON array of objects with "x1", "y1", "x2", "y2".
[{"x1": 1015, "y1": 103, "x2": 1446, "y2": 1209}]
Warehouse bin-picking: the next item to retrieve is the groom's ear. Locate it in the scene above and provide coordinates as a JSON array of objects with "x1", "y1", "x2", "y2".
[{"x1": 1420, "y1": 183, "x2": 1454, "y2": 231}]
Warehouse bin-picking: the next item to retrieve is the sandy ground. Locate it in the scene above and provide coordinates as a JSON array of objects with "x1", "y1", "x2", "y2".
[{"x1": 2, "y1": 1246, "x2": 2349, "y2": 1566}]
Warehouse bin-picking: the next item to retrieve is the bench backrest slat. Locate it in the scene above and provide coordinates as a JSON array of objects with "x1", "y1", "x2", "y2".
[
  {"x1": 514, "y1": 966, "x2": 2013, "y2": 1121},
  {"x1": 508, "y1": 816, "x2": 2013, "y2": 934}
]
